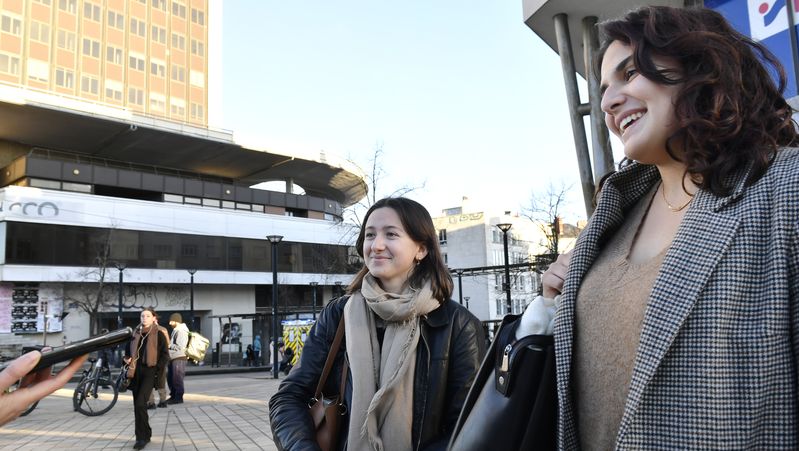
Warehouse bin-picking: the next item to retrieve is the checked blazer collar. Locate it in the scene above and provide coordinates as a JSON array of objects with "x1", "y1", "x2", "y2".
[{"x1": 553, "y1": 160, "x2": 753, "y2": 449}]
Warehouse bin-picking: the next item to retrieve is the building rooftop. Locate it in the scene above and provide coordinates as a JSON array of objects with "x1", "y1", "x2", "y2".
[
  {"x1": 0, "y1": 85, "x2": 367, "y2": 207},
  {"x1": 522, "y1": 0, "x2": 684, "y2": 77}
]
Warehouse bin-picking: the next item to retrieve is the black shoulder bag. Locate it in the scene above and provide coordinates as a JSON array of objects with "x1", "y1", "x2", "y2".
[{"x1": 448, "y1": 314, "x2": 557, "y2": 451}]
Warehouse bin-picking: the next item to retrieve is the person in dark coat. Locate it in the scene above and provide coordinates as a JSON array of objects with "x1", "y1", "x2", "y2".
[
  {"x1": 269, "y1": 197, "x2": 486, "y2": 451},
  {"x1": 124, "y1": 307, "x2": 169, "y2": 450}
]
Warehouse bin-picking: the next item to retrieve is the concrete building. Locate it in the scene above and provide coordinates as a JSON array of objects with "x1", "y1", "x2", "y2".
[
  {"x1": 434, "y1": 199, "x2": 580, "y2": 322},
  {"x1": 0, "y1": 1, "x2": 366, "y2": 358}
]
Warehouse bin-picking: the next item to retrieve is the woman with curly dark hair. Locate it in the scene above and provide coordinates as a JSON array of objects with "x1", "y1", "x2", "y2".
[{"x1": 541, "y1": 5, "x2": 799, "y2": 450}]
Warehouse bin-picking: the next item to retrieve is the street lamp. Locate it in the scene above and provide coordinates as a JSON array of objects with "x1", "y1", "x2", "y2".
[
  {"x1": 496, "y1": 223, "x2": 513, "y2": 315},
  {"x1": 115, "y1": 262, "x2": 126, "y2": 367},
  {"x1": 456, "y1": 270, "x2": 464, "y2": 305},
  {"x1": 188, "y1": 269, "x2": 197, "y2": 332},
  {"x1": 464, "y1": 296, "x2": 470, "y2": 311},
  {"x1": 267, "y1": 235, "x2": 283, "y2": 379}
]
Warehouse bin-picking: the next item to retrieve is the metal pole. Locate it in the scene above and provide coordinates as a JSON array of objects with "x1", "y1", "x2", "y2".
[
  {"x1": 502, "y1": 231, "x2": 512, "y2": 314},
  {"x1": 456, "y1": 270, "x2": 464, "y2": 305},
  {"x1": 41, "y1": 300, "x2": 48, "y2": 346},
  {"x1": 116, "y1": 264, "x2": 125, "y2": 367},
  {"x1": 267, "y1": 235, "x2": 283, "y2": 379},
  {"x1": 554, "y1": 13, "x2": 596, "y2": 217},
  {"x1": 188, "y1": 269, "x2": 197, "y2": 332},
  {"x1": 582, "y1": 16, "x2": 614, "y2": 184},
  {"x1": 272, "y1": 243, "x2": 279, "y2": 378},
  {"x1": 310, "y1": 282, "x2": 318, "y2": 320}
]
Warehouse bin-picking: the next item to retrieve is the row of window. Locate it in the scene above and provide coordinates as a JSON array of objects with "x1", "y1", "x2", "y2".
[
  {"x1": 495, "y1": 298, "x2": 533, "y2": 316},
  {"x1": 43, "y1": 0, "x2": 206, "y2": 27},
  {"x1": 163, "y1": 194, "x2": 313, "y2": 218},
  {"x1": 6, "y1": 222, "x2": 356, "y2": 274},
  {"x1": 1, "y1": 14, "x2": 205, "y2": 57},
  {"x1": 6, "y1": 52, "x2": 205, "y2": 88}
]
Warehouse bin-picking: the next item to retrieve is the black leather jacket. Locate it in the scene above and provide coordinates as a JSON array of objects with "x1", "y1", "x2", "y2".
[{"x1": 269, "y1": 295, "x2": 486, "y2": 451}]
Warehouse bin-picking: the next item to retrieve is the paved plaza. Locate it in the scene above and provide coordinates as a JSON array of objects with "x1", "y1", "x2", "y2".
[{"x1": 0, "y1": 372, "x2": 283, "y2": 450}]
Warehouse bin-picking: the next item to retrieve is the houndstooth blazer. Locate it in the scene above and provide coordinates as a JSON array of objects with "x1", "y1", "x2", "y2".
[{"x1": 554, "y1": 148, "x2": 799, "y2": 450}]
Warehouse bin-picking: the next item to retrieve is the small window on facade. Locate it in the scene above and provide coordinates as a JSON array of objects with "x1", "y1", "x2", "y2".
[{"x1": 164, "y1": 194, "x2": 183, "y2": 203}]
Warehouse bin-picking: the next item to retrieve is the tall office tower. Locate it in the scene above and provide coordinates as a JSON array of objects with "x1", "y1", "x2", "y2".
[{"x1": 0, "y1": 0, "x2": 208, "y2": 126}]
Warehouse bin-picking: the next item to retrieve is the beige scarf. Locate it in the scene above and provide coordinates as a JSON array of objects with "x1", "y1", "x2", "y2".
[
  {"x1": 127, "y1": 325, "x2": 158, "y2": 379},
  {"x1": 344, "y1": 274, "x2": 440, "y2": 451}
]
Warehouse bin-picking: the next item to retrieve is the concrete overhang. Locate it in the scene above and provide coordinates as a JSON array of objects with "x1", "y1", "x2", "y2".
[
  {"x1": 0, "y1": 86, "x2": 367, "y2": 207},
  {"x1": 522, "y1": 0, "x2": 685, "y2": 77}
]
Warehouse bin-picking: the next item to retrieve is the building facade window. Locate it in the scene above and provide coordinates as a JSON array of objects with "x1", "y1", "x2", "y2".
[
  {"x1": 190, "y1": 102, "x2": 204, "y2": 120},
  {"x1": 108, "y1": 11, "x2": 124, "y2": 30},
  {"x1": 80, "y1": 75, "x2": 99, "y2": 94},
  {"x1": 83, "y1": 2, "x2": 101, "y2": 22},
  {"x1": 105, "y1": 79, "x2": 122, "y2": 101},
  {"x1": 170, "y1": 98, "x2": 185, "y2": 116},
  {"x1": 0, "y1": 53, "x2": 21, "y2": 75},
  {"x1": 191, "y1": 8, "x2": 205, "y2": 25},
  {"x1": 57, "y1": 30, "x2": 75, "y2": 50},
  {"x1": 438, "y1": 229, "x2": 447, "y2": 245},
  {"x1": 150, "y1": 59, "x2": 166, "y2": 77},
  {"x1": 58, "y1": 0, "x2": 76, "y2": 14},
  {"x1": 171, "y1": 33, "x2": 185, "y2": 50},
  {"x1": 129, "y1": 53, "x2": 145, "y2": 71},
  {"x1": 30, "y1": 21, "x2": 50, "y2": 43},
  {"x1": 149, "y1": 93, "x2": 166, "y2": 112},
  {"x1": 130, "y1": 18, "x2": 146, "y2": 37},
  {"x1": 55, "y1": 67, "x2": 74, "y2": 88},
  {"x1": 171, "y1": 65, "x2": 185, "y2": 82},
  {"x1": 172, "y1": 1, "x2": 186, "y2": 18},
  {"x1": 190, "y1": 39, "x2": 204, "y2": 56},
  {"x1": 106, "y1": 46, "x2": 123, "y2": 64},
  {"x1": 6, "y1": 223, "x2": 357, "y2": 274},
  {"x1": 151, "y1": 25, "x2": 166, "y2": 44},
  {"x1": 1, "y1": 14, "x2": 22, "y2": 35},
  {"x1": 27, "y1": 59, "x2": 49, "y2": 82},
  {"x1": 189, "y1": 70, "x2": 203, "y2": 87},
  {"x1": 82, "y1": 38, "x2": 101, "y2": 58},
  {"x1": 128, "y1": 87, "x2": 144, "y2": 105}
]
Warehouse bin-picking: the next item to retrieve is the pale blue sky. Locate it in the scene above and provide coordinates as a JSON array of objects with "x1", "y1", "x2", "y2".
[{"x1": 217, "y1": 1, "x2": 620, "y2": 222}]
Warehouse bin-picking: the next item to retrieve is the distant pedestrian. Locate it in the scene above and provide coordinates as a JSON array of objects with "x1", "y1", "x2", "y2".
[
  {"x1": 167, "y1": 313, "x2": 189, "y2": 405},
  {"x1": 277, "y1": 343, "x2": 293, "y2": 375},
  {"x1": 147, "y1": 317, "x2": 170, "y2": 409},
  {"x1": 245, "y1": 345, "x2": 254, "y2": 367},
  {"x1": 252, "y1": 335, "x2": 261, "y2": 365},
  {"x1": 125, "y1": 307, "x2": 169, "y2": 450}
]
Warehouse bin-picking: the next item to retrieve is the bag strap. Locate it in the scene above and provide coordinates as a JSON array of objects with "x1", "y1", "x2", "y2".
[{"x1": 314, "y1": 315, "x2": 345, "y2": 398}]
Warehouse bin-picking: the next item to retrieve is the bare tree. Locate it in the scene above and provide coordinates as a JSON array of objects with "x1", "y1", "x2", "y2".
[
  {"x1": 522, "y1": 181, "x2": 573, "y2": 259},
  {"x1": 344, "y1": 142, "x2": 426, "y2": 228},
  {"x1": 322, "y1": 142, "x2": 426, "y2": 280},
  {"x1": 62, "y1": 228, "x2": 117, "y2": 335}
]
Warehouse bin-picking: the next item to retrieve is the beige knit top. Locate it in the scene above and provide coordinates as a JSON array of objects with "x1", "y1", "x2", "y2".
[{"x1": 573, "y1": 186, "x2": 668, "y2": 451}]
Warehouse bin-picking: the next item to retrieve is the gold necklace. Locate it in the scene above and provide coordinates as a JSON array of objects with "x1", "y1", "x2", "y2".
[{"x1": 660, "y1": 184, "x2": 693, "y2": 212}]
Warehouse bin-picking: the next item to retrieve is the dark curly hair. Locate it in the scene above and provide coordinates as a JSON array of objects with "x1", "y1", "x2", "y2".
[
  {"x1": 347, "y1": 197, "x2": 453, "y2": 303},
  {"x1": 596, "y1": 6, "x2": 798, "y2": 196}
]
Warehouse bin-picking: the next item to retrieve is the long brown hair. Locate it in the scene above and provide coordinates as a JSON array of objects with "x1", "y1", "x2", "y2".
[
  {"x1": 347, "y1": 197, "x2": 453, "y2": 303},
  {"x1": 597, "y1": 6, "x2": 798, "y2": 196}
]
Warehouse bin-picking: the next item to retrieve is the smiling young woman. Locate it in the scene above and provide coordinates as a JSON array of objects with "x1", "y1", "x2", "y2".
[
  {"x1": 540, "y1": 5, "x2": 799, "y2": 450},
  {"x1": 269, "y1": 197, "x2": 486, "y2": 451}
]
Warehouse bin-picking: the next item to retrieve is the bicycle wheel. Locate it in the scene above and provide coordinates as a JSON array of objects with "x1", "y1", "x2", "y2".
[
  {"x1": 72, "y1": 377, "x2": 118, "y2": 416},
  {"x1": 8, "y1": 381, "x2": 39, "y2": 416}
]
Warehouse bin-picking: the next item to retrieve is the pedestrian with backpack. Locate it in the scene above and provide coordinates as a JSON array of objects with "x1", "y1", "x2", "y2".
[{"x1": 166, "y1": 313, "x2": 189, "y2": 405}]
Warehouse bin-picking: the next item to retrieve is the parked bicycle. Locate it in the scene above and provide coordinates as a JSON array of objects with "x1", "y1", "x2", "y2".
[{"x1": 72, "y1": 352, "x2": 118, "y2": 416}]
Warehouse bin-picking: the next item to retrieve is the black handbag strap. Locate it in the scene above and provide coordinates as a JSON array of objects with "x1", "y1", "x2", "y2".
[{"x1": 315, "y1": 315, "x2": 345, "y2": 398}]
